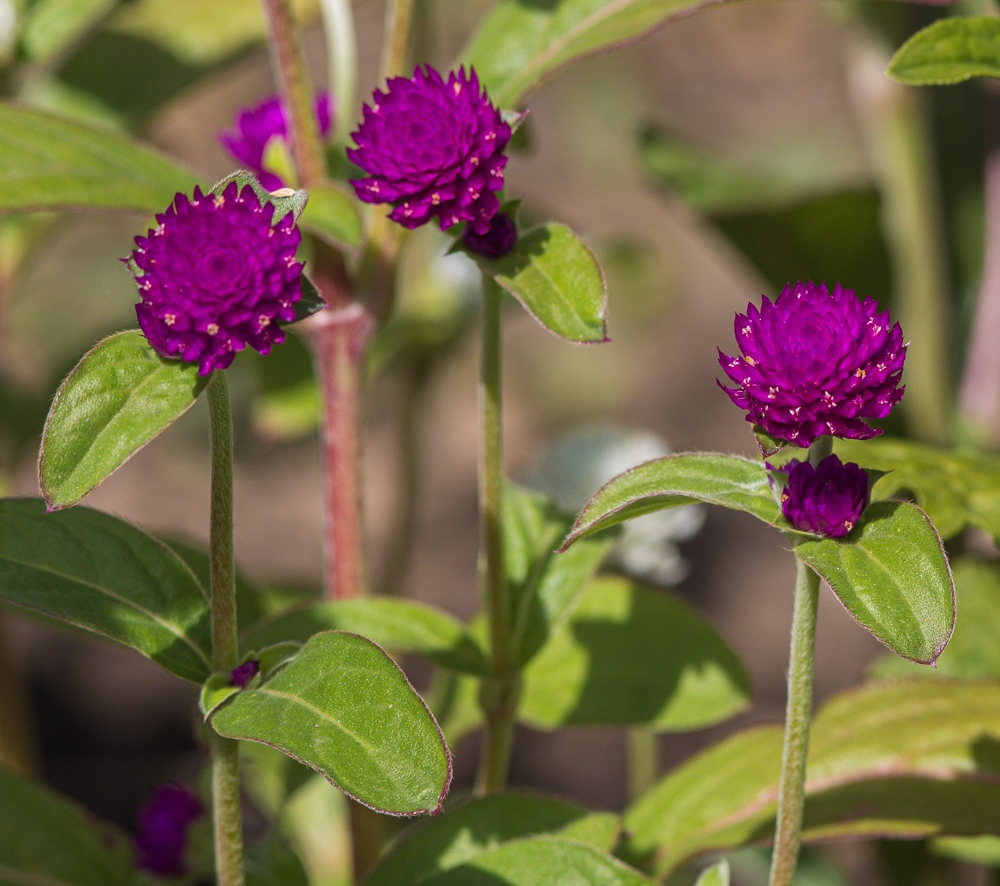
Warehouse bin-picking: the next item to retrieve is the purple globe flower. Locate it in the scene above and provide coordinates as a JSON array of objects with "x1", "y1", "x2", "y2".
[
  {"x1": 134, "y1": 784, "x2": 203, "y2": 877},
  {"x1": 220, "y1": 93, "x2": 333, "y2": 191},
  {"x1": 128, "y1": 182, "x2": 303, "y2": 376},
  {"x1": 779, "y1": 454, "x2": 870, "y2": 538},
  {"x1": 348, "y1": 65, "x2": 510, "y2": 235},
  {"x1": 718, "y1": 281, "x2": 906, "y2": 447},
  {"x1": 229, "y1": 658, "x2": 260, "y2": 688},
  {"x1": 463, "y1": 210, "x2": 517, "y2": 259}
]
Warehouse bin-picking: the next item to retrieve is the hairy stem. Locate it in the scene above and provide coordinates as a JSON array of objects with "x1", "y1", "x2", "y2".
[
  {"x1": 260, "y1": 0, "x2": 326, "y2": 186},
  {"x1": 318, "y1": 0, "x2": 357, "y2": 143},
  {"x1": 207, "y1": 373, "x2": 245, "y2": 886},
  {"x1": 380, "y1": 0, "x2": 414, "y2": 81}
]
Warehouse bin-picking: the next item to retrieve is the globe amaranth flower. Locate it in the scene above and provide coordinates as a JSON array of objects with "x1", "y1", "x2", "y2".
[
  {"x1": 220, "y1": 93, "x2": 332, "y2": 190},
  {"x1": 129, "y1": 182, "x2": 303, "y2": 376},
  {"x1": 718, "y1": 281, "x2": 905, "y2": 447},
  {"x1": 134, "y1": 784, "x2": 204, "y2": 877},
  {"x1": 779, "y1": 454, "x2": 870, "y2": 538},
  {"x1": 229, "y1": 659, "x2": 260, "y2": 688},
  {"x1": 348, "y1": 65, "x2": 510, "y2": 235},
  {"x1": 463, "y1": 210, "x2": 517, "y2": 259}
]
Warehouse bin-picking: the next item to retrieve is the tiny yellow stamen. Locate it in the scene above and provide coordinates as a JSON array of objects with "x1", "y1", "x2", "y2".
[{"x1": 206, "y1": 323, "x2": 219, "y2": 335}]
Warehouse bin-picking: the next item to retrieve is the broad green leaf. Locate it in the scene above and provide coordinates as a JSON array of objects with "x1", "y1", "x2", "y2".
[
  {"x1": 201, "y1": 673, "x2": 241, "y2": 719},
  {"x1": 20, "y1": 0, "x2": 118, "y2": 62},
  {"x1": 695, "y1": 861, "x2": 730, "y2": 886},
  {"x1": 245, "y1": 833, "x2": 310, "y2": 886},
  {"x1": 931, "y1": 835, "x2": 1000, "y2": 866},
  {"x1": 0, "y1": 102, "x2": 199, "y2": 214},
  {"x1": 519, "y1": 577, "x2": 750, "y2": 730},
  {"x1": 562, "y1": 453, "x2": 778, "y2": 548},
  {"x1": 211, "y1": 631, "x2": 451, "y2": 816},
  {"x1": 836, "y1": 437, "x2": 1000, "y2": 540},
  {"x1": 301, "y1": 182, "x2": 363, "y2": 248},
  {"x1": 40, "y1": 331, "x2": 209, "y2": 510},
  {"x1": 624, "y1": 681, "x2": 1000, "y2": 877},
  {"x1": 795, "y1": 501, "x2": 955, "y2": 664},
  {"x1": 463, "y1": 0, "x2": 719, "y2": 108},
  {"x1": 504, "y1": 484, "x2": 612, "y2": 666},
  {"x1": 240, "y1": 598, "x2": 489, "y2": 675},
  {"x1": 0, "y1": 499, "x2": 212, "y2": 682},
  {"x1": 365, "y1": 794, "x2": 620, "y2": 885},
  {"x1": 0, "y1": 767, "x2": 134, "y2": 886},
  {"x1": 888, "y1": 18, "x2": 1000, "y2": 86},
  {"x1": 418, "y1": 836, "x2": 654, "y2": 885},
  {"x1": 486, "y1": 223, "x2": 608, "y2": 343}
]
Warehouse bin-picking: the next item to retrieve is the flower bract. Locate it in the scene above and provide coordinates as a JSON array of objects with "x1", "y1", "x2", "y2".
[
  {"x1": 463, "y1": 210, "x2": 517, "y2": 259},
  {"x1": 220, "y1": 93, "x2": 332, "y2": 190},
  {"x1": 718, "y1": 281, "x2": 905, "y2": 447},
  {"x1": 134, "y1": 784, "x2": 203, "y2": 877},
  {"x1": 129, "y1": 182, "x2": 303, "y2": 376},
  {"x1": 229, "y1": 659, "x2": 260, "y2": 688},
  {"x1": 348, "y1": 65, "x2": 510, "y2": 234},
  {"x1": 779, "y1": 454, "x2": 870, "y2": 538}
]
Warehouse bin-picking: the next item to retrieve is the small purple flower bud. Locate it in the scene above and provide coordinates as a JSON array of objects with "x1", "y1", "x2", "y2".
[
  {"x1": 718, "y1": 281, "x2": 906, "y2": 447},
  {"x1": 220, "y1": 93, "x2": 333, "y2": 190},
  {"x1": 229, "y1": 659, "x2": 260, "y2": 688},
  {"x1": 134, "y1": 784, "x2": 203, "y2": 877},
  {"x1": 348, "y1": 65, "x2": 511, "y2": 235},
  {"x1": 463, "y1": 211, "x2": 517, "y2": 259},
  {"x1": 780, "y1": 454, "x2": 870, "y2": 538},
  {"x1": 127, "y1": 182, "x2": 303, "y2": 376}
]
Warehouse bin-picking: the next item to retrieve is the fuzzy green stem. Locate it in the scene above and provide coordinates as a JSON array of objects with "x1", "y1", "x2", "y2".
[
  {"x1": 259, "y1": 0, "x2": 326, "y2": 186},
  {"x1": 318, "y1": 0, "x2": 357, "y2": 144},
  {"x1": 207, "y1": 374, "x2": 245, "y2": 886},
  {"x1": 475, "y1": 276, "x2": 517, "y2": 795},
  {"x1": 380, "y1": 0, "x2": 413, "y2": 81}
]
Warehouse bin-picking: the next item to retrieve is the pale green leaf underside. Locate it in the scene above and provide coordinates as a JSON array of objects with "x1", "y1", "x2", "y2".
[
  {"x1": 301, "y1": 182, "x2": 363, "y2": 248},
  {"x1": 888, "y1": 18, "x2": 1000, "y2": 85},
  {"x1": 695, "y1": 861, "x2": 730, "y2": 886}
]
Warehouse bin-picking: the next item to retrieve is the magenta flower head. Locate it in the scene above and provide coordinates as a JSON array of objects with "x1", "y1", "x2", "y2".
[
  {"x1": 779, "y1": 454, "x2": 870, "y2": 538},
  {"x1": 128, "y1": 181, "x2": 303, "y2": 376},
  {"x1": 220, "y1": 93, "x2": 333, "y2": 190},
  {"x1": 718, "y1": 281, "x2": 906, "y2": 447},
  {"x1": 463, "y1": 210, "x2": 517, "y2": 259},
  {"x1": 134, "y1": 784, "x2": 204, "y2": 877},
  {"x1": 348, "y1": 65, "x2": 510, "y2": 235},
  {"x1": 229, "y1": 658, "x2": 260, "y2": 688}
]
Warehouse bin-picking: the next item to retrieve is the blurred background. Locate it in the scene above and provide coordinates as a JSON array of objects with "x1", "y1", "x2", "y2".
[{"x1": 0, "y1": 0, "x2": 990, "y2": 882}]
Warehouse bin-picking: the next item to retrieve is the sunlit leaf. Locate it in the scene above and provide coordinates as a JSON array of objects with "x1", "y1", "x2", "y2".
[{"x1": 888, "y1": 17, "x2": 1000, "y2": 85}]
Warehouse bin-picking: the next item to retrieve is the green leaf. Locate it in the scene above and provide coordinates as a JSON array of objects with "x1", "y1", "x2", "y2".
[
  {"x1": 0, "y1": 102, "x2": 199, "y2": 214},
  {"x1": 519, "y1": 576, "x2": 750, "y2": 730},
  {"x1": 836, "y1": 437, "x2": 1000, "y2": 541},
  {"x1": 562, "y1": 453, "x2": 778, "y2": 549},
  {"x1": 211, "y1": 630, "x2": 451, "y2": 816},
  {"x1": 624, "y1": 680, "x2": 1000, "y2": 878},
  {"x1": 504, "y1": 484, "x2": 612, "y2": 667},
  {"x1": 486, "y1": 223, "x2": 608, "y2": 344},
  {"x1": 245, "y1": 833, "x2": 310, "y2": 886},
  {"x1": 20, "y1": 0, "x2": 118, "y2": 62},
  {"x1": 201, "y1": 673, "x2": 241, "y2": 719},
  {"x1": 0, "y1": 767, "x2": 134, "y2": 886},
  {"x1": 794, "y1": 501, "x2": 955, "y2": 664},
  {"x1": 888, "y1": 18, "x2": 1000, "y2": 86},
  {"x1": 0, "y1": 499, "x2": 212, "y2": 682},
  {"x1": 293, "y1": 275, "x2": 328, "y2": 324},
  {"x1": 240, "y1": 598, "x2": 489, "y2": 676},
  {"x1": 695, "y1": 861, "x2": 730, "y2": 886},
  {"x1": 463, "y1": 0, "x2": 718, "y2": 108},
  {"x1": 365, "y1": 794, "x2": 620, "y2": 885},
  {"x1": 211, "y1": 170, "x2": 308, "y2": 223},
  {"x1": 40, "y1": 331, "x2": 209, "y2": 510},
  {"x1": 301, "y1": 181, "x2": 363, "y2": 247}
]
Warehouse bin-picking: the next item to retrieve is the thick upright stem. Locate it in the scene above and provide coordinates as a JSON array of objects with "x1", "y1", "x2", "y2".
[
  {"x1": 259, "y1": 0, "x2": 326, "y2": 186},
  {"x1": 207, "y1": 374, "x2": 245, "y2": 886},
  {"x1": 380, "y1": 0, "x2": 413, "y2": 81},
  {"x1": 475, "y1": 277, "x2": 516, "y2": 795},
  {"x1": 318, "y1": 0, "x2": 357, "y2": 144}
]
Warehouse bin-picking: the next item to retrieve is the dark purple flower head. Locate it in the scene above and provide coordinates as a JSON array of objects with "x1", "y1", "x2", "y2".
[
  {"x1": 129, "y1": 182, "x2": 303, "y2": 376},
  {"x1": 779, "y1": 454, "x2": 870, "y2": 538},
  {"x1": 220, "y1": 93, "x2": 333, "y2": 190},
  {"x1": 718, "y1": 281, "x2": 906, "y2": 447},
  {"x1": 463, "y1": 210, "x2": 517, "y2": 259},
  {"x1": 229, "y1": 659, "x2": 260, "y2": 688},
  {"x1": 348, "y1": 65, "x2": 510, "y2": 235},
  {"x1": 134, "y1": 784, "x2": 203, "y2": 877}
]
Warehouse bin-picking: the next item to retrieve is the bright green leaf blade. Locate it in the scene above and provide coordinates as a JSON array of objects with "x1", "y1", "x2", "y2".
[
  {"x1": 40, "y1": 331, "x2": 209, "y2": 510},
  {"x1": 245, "y1": 833, "x2": 310, "y2": 886},
  {"x1": 519, "y1": 576, "x2": 750, "y2": 730},
  {"x1": 240, "y1": 598, "x2": 489, "y2": 675},
  {"x1": 888, "y1": 18, "x2": 1000, "y2": 86},
  {"x1": 365, "y1": 794, "x2": 619, "y2": 885},
  {"x1": 836, "y1": 437, "x2": 1000, "y2": 541},
  {"x1": 0, "y1": 499, "x2": 213, "y2": 682},
  {"x1": 20, "y1": 0, "x2": 118, "y2": 62},
  {"x1": 563, "y1": 453, "x2": 778, "y2": 548},
  {"x1": 0, "y1": 102, "x2": 199, "y2": 214},
  {"x1": 201, "y1": 673, "x2": 240, "y2": 719},
  {"x1": 301, "y1": 182, "x2": 363, "y2": 247},
  {"x1": 212, "y1": 630, "x2": 451, "y2": 816},
  {"x1": 487, "y1": 223, "x2": 608, "y2": 343},
  {"x1": 0, "y1": 767, "x2": 134, "y2": 886},
  {"x1": 695, "y1": 861, "x2": 730, "y2": 886},
  {"x1": 795, "y1": 501, "x2": 955, "y2": 664},
  {"x1": 624, "y1": 681, "x2": 1000, "y2": 877},
  {"x1": 463, "y1": 0, "x2": 720, "y2": 108}
]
